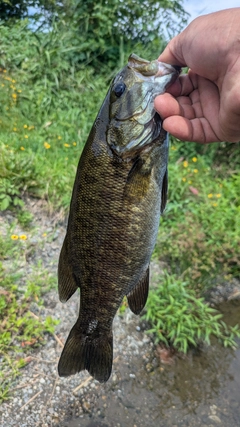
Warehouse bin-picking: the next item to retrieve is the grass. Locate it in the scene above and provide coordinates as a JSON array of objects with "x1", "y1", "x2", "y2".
[{"x1": 156, "y1": 145, "x2": 240, "y2": 286}]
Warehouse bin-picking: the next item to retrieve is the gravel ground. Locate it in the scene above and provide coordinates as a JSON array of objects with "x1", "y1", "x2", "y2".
[{"x1": 1, "y1": 198, "x2": 240, "y2": 427}]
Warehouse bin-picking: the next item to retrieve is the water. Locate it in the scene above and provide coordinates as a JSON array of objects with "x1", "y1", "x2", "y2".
[{"x1": 63, "y1": 301, "x2": 240, "y2": 427}]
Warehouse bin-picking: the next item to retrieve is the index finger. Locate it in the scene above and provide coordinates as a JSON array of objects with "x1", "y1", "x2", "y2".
[{"x1": 161, "y1": 72, "x2": 196, "y2": 98}]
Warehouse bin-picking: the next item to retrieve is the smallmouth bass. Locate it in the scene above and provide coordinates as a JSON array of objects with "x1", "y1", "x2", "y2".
[{"x1": 58, "y1": 54, "x2": 180, "y2": 382}]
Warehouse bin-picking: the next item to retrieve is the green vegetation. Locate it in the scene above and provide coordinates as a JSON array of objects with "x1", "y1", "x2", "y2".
[
  {"x1": 0, "y1": 0, "x2": 239, "y2": 398},
  {"x1": 145, "y1": 140, "x2": 240, "y2": 352},
  {"x1": 144, "y1": 274, "x2": 240, "y2": 353},
  {"x1": 0, "y1": 234, "x2": 58, "y2": 402},
  {"x1": 157, "y1": 141, "x2": 240, "y2": 285}
]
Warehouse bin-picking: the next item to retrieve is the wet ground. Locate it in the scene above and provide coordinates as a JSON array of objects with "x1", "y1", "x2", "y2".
[{"x1": 63, "y1": 301, "x2": 240, "y2": 427}]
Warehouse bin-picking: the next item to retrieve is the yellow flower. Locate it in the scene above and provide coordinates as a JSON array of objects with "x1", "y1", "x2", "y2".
[
  {"x1": 23, "y1": 124, "x2": 28, "y2": 128},
  {"x1": 13, "y1": 127, "x2": 17, "y2": 132},
  {"x1": 12, "y1": 93, "x2": 17, "y2": 99},
  {"x1": 188, "y1": 180, "x2": 192, "y2": 184},
  {"x1": 216, "y1": 193, "x2": 221, "y2": 198},
  {"x1": 58, "y1": 136, "x2": 62, "y2": 140},
  {"x1": 42, "y1": 232, "x2": 47, "y2": 237},
  {"x1": 18, "y1": 90, "x2": 22, "y2": 93},
  {"x1": 24, "y1": 135, "x2": 28, "y2": 138},
  {"x1": 73, "y1": 142, "x2": 77, "y2": 146},
  {"x1": 192, "y1": 157, "x2": 197, "y2": 162},
  {"x1": 20, "y1": 146, "x2": 25, "y2": 150},
  {"x1": 182, "y1": 177, "x2": 186, "y2": 182},
  {"x1": 64, "y1": 143, "x2": 70, "y2": 148},
  {"x1": 183, "y1": 161, "x2": 188, "y2": 168},
  {"x1": 11, "y1": 234, "x2": 18, "y2": 240},
  {"x1": 193, "y1": 169, "x2": 198, "y2": 173},
  {"x1": 44, "y1": 142, "x2": 51, "y2": 149},
  {"x1": 12, "y1": 79, "x2": 16, "y2": 83},
  {"x1": 20, "y1": 234, "x2": 27, "y2": 240},
  {"x1": 1, "y1": 84, "x2": 4, "y2": 87},
  {"x1": 171, "y1": 146, "x2": 177, "y2": 151},
  {"x1": 208, "y1": 194, "x2": 213, "y2": 198},
  {"x1": 3, "y1": 69, "x2": 6, "y2": 73},
  {"x1": 212, "y1": 202, "x2": 218, "y2": 207}
]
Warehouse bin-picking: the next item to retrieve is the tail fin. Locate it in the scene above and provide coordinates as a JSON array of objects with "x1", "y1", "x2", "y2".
[{"x1": 58, "y1": 323, "x2": 113, "y2": 383}]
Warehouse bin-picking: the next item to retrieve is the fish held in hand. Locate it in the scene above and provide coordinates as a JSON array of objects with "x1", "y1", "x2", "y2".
[{"x1": 58, "y1": 54, "x2": 180, "y2": 382}]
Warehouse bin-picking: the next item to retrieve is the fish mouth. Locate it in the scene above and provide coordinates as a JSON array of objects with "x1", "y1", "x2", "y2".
[
  {"x1": 128, "y1": 54, "x2": 181, "y2": 80},
  {"x1": 155, "y1": 62, "x2": 181, "y2": 78}
]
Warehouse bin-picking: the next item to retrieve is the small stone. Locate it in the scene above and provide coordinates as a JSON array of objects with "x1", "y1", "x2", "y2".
[{"x1": 209, "y1": 415, "x2": 222, "y2": 423}]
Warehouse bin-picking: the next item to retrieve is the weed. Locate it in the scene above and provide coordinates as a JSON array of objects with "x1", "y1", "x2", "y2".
[
  {"x1": 143, "y1": 274, "x2": 240, "y2": 353},
  {"x1": 16, "y1": 209, "x2": 33, "y2": 229}
]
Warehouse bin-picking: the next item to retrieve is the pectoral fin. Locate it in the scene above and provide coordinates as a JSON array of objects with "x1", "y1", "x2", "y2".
[
  {"x1": 58, "y1": 236, "x2": 78, "y2": 302},
  {"x1": 161, "y1": 169, "x2": 168, "y2": 213},
  {"x1": 127, "y1": 267, "x2": 149, "y2": 315}
]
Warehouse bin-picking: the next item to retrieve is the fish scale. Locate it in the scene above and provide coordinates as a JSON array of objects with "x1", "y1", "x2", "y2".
[{"x1": 57, "y1": 54, "x2": 180, "y2": 382}]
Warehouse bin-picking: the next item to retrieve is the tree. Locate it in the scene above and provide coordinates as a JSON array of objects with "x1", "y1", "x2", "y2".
[
  {"x1": 0, "y1": 0, "x2": 188, "y2": 71},
  {"x1": 54, "y1": 0, "x2": 188, "y2": 69},
  {"x1": 0, "y1": 0, "x2": 55, "y2": 22}
]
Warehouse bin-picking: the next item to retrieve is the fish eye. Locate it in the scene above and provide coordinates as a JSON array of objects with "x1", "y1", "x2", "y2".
[{"x1": 113, "y1": 82, "x2": 126, "y2": 97}]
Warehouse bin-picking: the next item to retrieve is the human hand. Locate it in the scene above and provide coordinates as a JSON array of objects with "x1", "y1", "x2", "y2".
[{"x1": 154, "y1": 8, "x2": 240, "y2": 143}]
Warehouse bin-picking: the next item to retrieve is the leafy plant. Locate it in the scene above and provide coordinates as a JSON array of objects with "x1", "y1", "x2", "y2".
[
  {"x1": 143, "y1": 274, "x2": 240, "y2": 353},
  {"x1": 0, "y1": 143, "x2": 41, "y2": 210},
  {"x1": 16, "y1": 209, "x2": 33, "y2": 228}
]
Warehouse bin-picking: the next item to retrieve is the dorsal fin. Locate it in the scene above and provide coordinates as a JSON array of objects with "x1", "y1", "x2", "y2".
[{"x1": 127, "y1": 267, "x2": 149, "y2": 315}]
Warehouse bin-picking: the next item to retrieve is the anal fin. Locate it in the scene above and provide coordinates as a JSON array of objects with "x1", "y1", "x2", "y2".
[
  {"x1": 58, "y1": 236, "x2": 78, "y2": 302},
  {"x1": 127, "y1": 266, "x2": 149, "y2": 315}
]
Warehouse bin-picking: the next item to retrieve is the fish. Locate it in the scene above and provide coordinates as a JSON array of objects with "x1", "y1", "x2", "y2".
[{"x1": 57, "y1": 53, "x2": 180, "y2": 382}]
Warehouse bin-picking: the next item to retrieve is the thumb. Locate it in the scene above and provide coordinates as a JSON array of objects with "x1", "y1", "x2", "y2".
[{"x1": 158, "y1": 34, "x2": 186, "y2": 67}]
